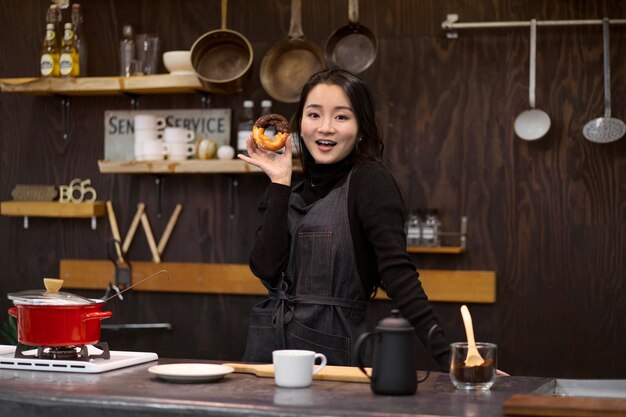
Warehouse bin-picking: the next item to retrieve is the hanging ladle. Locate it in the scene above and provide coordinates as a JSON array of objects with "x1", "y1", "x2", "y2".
[
  {"x1": 514, "y1": 19, "x2": 551, "y2": 141},
  {"x1": 583, "y1": 18, "x2": 625, "y2": 143},
  {"x1": 460, "y1": 305, "x2": 485, "y2": 367}
]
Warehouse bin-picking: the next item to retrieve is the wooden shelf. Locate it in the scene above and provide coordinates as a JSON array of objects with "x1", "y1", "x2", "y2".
[
  {"x1": 406, "y1": 246, "x2": 465, "y2": 254},
  {"x1": 0, "y1": 74, "x2": 208, "y2": 96},
  {"x1": 0, "y1": 200, "x2": 106, "y2": 218},
  {"x1": 98, "y1": 159, "x2": 303, "y2": 174},
  {"x1": 59, "y1": 259, "x2": 496, "y2": 303}
]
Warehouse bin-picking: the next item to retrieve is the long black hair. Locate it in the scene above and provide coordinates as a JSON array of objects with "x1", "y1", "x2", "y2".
[{"x1": 291, "y1": 68, "x2": 384, "y2": 174}]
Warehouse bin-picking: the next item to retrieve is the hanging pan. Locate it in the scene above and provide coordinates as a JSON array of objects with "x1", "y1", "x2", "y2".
[
  {"x1": 583, "y1": 18, "x2": 625, "y2": 143},
  {"x1": 324, "y1": 0, "x2": 377, "y2": 74},
  {"x1": 514, "y1": 19, "x2": 551, "y2": 141},
  {"x1": 260, "y1": 0, "x2": 325, "y2": 103},
  {"x1": 190, "y1": 0, "x2": 254, "y2": 94}
]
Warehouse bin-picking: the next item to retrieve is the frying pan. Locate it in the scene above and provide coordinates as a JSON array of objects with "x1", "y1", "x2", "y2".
[
  {"x1": 260, "y1": 0, "x2": 325, "y2": 103},
  {"x1": 190, "y1": 0, "x2": 254, "y2": 94},
  {"x1": 324, "y1": 0, "x2": 377, "y2": 74}
]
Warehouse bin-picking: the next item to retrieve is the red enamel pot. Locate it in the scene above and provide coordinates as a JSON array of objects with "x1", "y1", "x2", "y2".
[{"x1": 7, "y1": 290, "x2": 112, "y2": 347}]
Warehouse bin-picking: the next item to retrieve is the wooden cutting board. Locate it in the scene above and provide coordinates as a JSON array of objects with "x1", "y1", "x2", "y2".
[
  {"x1": 222, "y1": 362, "x2": 370, "y2": 383},
  {"x1": 503, "y1": 394, "x2": 626, "y2": 417}
]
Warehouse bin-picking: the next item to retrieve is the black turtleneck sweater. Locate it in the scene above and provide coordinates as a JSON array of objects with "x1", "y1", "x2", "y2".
[{"x1": 249, "y1": 159, "x2": 451, "y2": 371}]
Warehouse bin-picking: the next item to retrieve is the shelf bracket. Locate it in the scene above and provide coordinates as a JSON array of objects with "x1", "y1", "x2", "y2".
[
  {"x1": 154, "y1": 175, "x2": 164, "y2": 219},
  {"x1": 91, "y1": 217, "x2": 97, "y2": 230},
  {"x1": 23, "y1": 216, "x2": 29, "y2": 230},
  {"x1": 201, "y1": 93, "x2": 211, "y2": 109},
  {"x1": 128, "y1": 94, "x2": 139, "y2": 110},
  {"x1": 228, "y1": 175, "x2": 239, "y2": 220},
  {"x1": 61, "y1": 96, "x2": 70, "y2": 140}
]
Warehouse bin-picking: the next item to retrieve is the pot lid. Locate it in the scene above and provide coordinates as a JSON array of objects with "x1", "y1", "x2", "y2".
[{"x1": 8, "y1": 289, "x2": 99, "y2": 306}]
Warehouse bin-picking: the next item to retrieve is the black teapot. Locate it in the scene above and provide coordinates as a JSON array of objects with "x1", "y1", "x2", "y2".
[{"x1": 354, "y1": 309, "x2": 438, "y2": 395}]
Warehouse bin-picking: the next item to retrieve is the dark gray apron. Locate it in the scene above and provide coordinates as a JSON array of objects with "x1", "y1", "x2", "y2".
[{"x1": 243, "y1": 168, "x2": 367, "y2": 365}]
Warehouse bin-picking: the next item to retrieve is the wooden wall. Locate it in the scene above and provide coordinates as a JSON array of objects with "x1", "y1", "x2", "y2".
[{"x1": 1, "y1": 0, "x2": 624, "y2": 378}]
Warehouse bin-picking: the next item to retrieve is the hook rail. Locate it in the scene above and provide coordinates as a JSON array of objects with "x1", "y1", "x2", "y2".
[{"x1": 442, "y1": 15, "x2": 626, "y2": 38}]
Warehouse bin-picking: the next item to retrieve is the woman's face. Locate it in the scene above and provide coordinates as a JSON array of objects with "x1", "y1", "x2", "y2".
[{"x1": 300, "y1": 83, "x2": 359, "y2": 164}]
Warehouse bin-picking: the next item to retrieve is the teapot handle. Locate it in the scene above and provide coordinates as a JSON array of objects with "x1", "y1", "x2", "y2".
[
  {"x1": 353, "y1": 331, "x2": 374, "y2": 379},
  {"x1": 417, "y1": 324, "x2": 439, "y2": 383}
]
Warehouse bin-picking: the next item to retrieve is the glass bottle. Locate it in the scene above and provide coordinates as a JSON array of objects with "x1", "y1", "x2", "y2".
[
  {"x1": 120, "y1": 25, "x2": 136, "y2": 76},
  {"x1": 422, "y1": 209, "x2": 441, "y2": 247},
  {"x1": 59, "y1": 23, "x2": 79, "y2": 77},
  {"x1": 237, "y1": 100, "x2": 255, "y2": 156},
  {"x1": 71, "y1": 4, "x2": 87, "y2": 76},
  {"x1": 406, "y1": 209, "x2": 423, "y2": 247},
  {"x1": 46, "y1": 4, "x2": 62, "y2": 42},
  {"x1": 40, "y1": 23, "x2": 60, "y2": 77},
  {"x1": 260, "y1": 100, "x2": 272, "y2": 116}
]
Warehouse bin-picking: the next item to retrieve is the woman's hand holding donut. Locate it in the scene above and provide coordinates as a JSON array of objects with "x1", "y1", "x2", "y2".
[{"x1": 237, "y1": 133, "x2": 293, "y2": 186}]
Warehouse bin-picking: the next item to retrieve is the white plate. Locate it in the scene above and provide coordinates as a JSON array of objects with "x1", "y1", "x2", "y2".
[{"x1": 149, "y1": 363, "x2": 234, "y2": 382}]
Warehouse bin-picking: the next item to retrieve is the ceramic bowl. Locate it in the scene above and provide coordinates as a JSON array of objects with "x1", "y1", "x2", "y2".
[{"x1": 163, "y1": 51, "x2": 193, "y2": 75}]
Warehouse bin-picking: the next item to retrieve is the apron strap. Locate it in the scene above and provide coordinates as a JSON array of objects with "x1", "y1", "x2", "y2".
[{"x1": 269, "y1": 281, "x2": 367, "y2": 350}]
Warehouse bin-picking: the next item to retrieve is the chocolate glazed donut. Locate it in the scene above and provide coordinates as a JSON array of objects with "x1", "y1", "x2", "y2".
[{"x1": 252, "y1": 114, "x2": 290, "y2": 151}]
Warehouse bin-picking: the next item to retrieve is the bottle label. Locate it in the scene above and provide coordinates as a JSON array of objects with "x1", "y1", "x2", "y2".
[
  {"x1": 46, "y1": 30, "x2": 55, "y2": 42},
  {"x1": 59, "y1": 53, "x2": 73, "y2": 76},
  {"x1": 41, "y1": 54, "x2": 54, "y2": 76}
]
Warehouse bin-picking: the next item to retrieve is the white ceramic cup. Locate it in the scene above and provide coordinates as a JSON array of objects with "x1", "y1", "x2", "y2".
[
  {"x1": 142, "y1": 139, "x2": 167, "y2": 160},
  {"x1": 135, "y1": 114, "x2": 166, "y2": 130},
  {"x1": 272, "y1": 350, "x2": 327, "y2": 388},
  {"x1": 164, "y1": 127, "x2": 195, "y2": 143},
  {"x1": 135, "y1": 129, "x2": 163, "y2": 142},
  {"x1": 166, "y1": 142, "x2": 196, "y2": 161}
]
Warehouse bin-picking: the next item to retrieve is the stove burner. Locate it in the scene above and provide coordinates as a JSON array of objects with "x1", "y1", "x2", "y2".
[{"x1": 14, "y1": 342, "x2": 111, "y2": 361}]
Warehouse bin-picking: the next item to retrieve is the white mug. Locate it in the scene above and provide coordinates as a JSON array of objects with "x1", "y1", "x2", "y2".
[
  {"x1": 166, "y1": 142, "x2": 196, "y2": 161},
  {"x1": 135, "y1": 114, "x2": 166, "y2": 130},
  {"x1": 135, "y1": 129, "x2": 163, "y2": 142},
  {"x1": 164, "y1": 127, "x2": 195, "y2": 143},
  {"x1": 272, "y1": 349, "x2": 327, "y2": 388},
  {"x1": 142, "y1": 139, "x2": 167, "y2": 160}
]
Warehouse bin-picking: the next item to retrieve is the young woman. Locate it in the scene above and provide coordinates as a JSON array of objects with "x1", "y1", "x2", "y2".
[{"x1": 237, "y1": 68, "x2": 450, "y2": 370}]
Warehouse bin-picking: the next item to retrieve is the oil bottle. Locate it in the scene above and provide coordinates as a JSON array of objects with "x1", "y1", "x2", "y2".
[
  {"x1": 59, "y1": 23, "x2": 79, "y2": 77},
  {"x1": 40, "y1": 23, "x2": 60, "y2": 77}
]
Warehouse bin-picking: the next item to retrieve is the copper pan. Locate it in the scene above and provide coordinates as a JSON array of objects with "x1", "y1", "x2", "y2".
[
  {"x1": 260, "y1": 0, "x2": 325, "y2": 103},
  {"x1": 190, "y1": 0, "x2": 254, "y2": 94}
]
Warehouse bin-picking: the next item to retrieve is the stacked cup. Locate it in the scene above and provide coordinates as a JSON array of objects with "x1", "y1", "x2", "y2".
[
  {"x1": 164, "y1": 127, "x2": 196, "y2": 161},
  {"x1": 134, "y1": 115, "x2": 167, "y2": 161}
]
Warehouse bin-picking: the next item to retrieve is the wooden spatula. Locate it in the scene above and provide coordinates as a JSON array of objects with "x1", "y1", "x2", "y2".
[
  {"x1": 460, "y1": 305, "x2": 485, "y2": 367},
  {"x1": 222, "y1": 362, "x2": 370, "y2": 383}
]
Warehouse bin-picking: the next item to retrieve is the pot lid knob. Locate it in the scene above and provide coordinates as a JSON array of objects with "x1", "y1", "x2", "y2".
[{"x1": 44, "y1": 278, "x2": 64, "y2": 293}]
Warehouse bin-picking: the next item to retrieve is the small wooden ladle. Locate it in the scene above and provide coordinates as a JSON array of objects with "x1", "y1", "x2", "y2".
[
  {"x1": 44, "y1": 278, "x2": 64, "y2": 294},
  {"x1": 460, "y1": 305, "x2": 485, "y2": 367}
]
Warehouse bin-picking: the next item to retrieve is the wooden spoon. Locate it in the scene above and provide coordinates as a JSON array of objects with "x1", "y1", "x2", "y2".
[
  {"x1": 44, "y1": 278, "x2": 64, "y2": 294},
  {"x1": 460, "y1": 305, "x2": 485, "y2": 367}
]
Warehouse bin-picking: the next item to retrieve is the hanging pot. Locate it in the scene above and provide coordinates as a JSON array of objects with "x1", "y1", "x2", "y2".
[
  {"x1": 190, "y1": 0, "x2": 254, "y2": 94},
  {"x1": 582, "y1": 18, "x2": 625, "y2": 143},
  {"x1": 260, "y1": 0, "x2": 325, "y2": 103},
  {"x1": 324, "y1": 0, "x2": 378, "y2": 74},
  {"x1": 8, "y1": 290, "x2": 111, "y2": 346}
]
